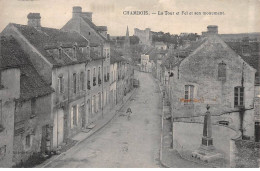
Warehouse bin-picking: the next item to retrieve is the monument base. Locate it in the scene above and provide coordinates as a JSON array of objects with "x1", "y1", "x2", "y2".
[{"x1": 191, "y1": 144, "x2": 223, "y2": 162}]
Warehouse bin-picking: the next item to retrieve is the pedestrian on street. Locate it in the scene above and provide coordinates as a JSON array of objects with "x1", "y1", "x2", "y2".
[{"x1": 126, "y1": 107, "x2": 132, "y2": 120}]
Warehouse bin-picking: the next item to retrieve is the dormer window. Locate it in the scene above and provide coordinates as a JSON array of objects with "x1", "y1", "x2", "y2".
[
  {"x1": 73, "y1": 46, "x2": 77, "y2": 58},
  {"x1": 218, "y1": 61, "x2": 226, "y2": 81},
  {"x1": 58, "y1": 48, "x2": 62, "y2": 58}
]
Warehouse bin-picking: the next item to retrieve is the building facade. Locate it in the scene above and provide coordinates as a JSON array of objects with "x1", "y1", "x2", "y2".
[
  {"x1": 0, "y1": 44, "x2": 20, "y2": 167},
  {"x1": 168, "y1": 26, "x2": 256, "y2": 139}
]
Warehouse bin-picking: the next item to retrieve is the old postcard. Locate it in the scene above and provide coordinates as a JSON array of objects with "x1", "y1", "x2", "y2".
[{"x1": 0, "y1": 0, "x2": 259, "y2": 168}]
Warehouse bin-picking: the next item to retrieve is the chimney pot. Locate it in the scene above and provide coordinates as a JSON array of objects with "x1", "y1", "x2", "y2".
[
  {"x1": 207, "y1": 25, "x2": 218, "y2": 35},
  {"x1": 27, "y1": 13, "x2": 41, "y2": 28},
  {"x1": 72, "y1": 6, "x2": 82, "y2": 18}
]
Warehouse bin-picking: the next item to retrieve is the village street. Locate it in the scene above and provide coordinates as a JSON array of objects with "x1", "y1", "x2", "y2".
[{"x1": 45, "y1": 71, "x2": 162, "y2": 168}]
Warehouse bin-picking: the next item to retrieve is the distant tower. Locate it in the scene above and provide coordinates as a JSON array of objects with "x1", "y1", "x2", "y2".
[{"x1": 124, "y1": 26, "x2": 130, "y2": 50}]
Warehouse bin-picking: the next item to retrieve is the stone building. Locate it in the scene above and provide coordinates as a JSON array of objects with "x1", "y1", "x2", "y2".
[
  {"x1": 110, "y1": 56, "x2": 118, "y2": 108},
  {"x1": 140, "y1": 54, "x2": 150, "y2": 72},
  {"x1": 225, "y1": 37, "x2": 260, "y2": 142},
  {"x1": 169, "y1": 26, "x2": 256, "y2": 139},
  {"x1": 62, "y1": 6, "x2": 111, "y2": 125},
  {"x1": 1, "y1": 37, "x2": 54, "y2": 166},
  {"x1": 0, "y1": 37, "x2": 21, "y2": 167},
  {"x1": 134, "y1": 28, "x2": 152, "y2": 46},
  {"x1": 1, "y1": 12, "x2": 92, "y2": 153}
]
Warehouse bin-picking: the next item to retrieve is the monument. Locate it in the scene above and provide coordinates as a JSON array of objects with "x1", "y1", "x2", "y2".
[{"x1": 192, "y1": 104, "x2": 223, "y2": 162}]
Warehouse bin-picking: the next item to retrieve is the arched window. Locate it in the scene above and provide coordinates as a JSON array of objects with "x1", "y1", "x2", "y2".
[{"x1": 218, "y1": 61, "x2": 226, "y2": 80}]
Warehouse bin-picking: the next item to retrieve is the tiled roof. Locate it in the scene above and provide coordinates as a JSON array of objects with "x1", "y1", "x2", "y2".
[
  {"x1": 80, "y1": 17, "x2": 107, "y2": 42},
  {"x1": 175, "y1": 38, "x2": 207, "y2": 58},
  {"x1": 0, "y1": 37, "x2": 24, "y2": 70},
  {"x1": 226, "y1": 41, "x2": 260, "y2": 76},
  {"x1": 11, "y1": 23, "x2": 91, "y2": 67},
  {"x1": 110, "y1": 49, "x2": 126, "y2": 64},
  {"x1": 89, "y1": 48, "x2": 105, "y2": 60},
  {"x1": 0, "y1": 36, "x2": 54, "y2": 100}
]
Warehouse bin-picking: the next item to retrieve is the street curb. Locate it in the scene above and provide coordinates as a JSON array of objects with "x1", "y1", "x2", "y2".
[
  {"x1": 155, "y1": 79, "x2": 169, "y2": 168},
  {"x1": 40, "y1": 88, "x2": 137, "y2": 168},
  {"x1": 155, "y1": 79, "x2": 214, "y2": 168}
]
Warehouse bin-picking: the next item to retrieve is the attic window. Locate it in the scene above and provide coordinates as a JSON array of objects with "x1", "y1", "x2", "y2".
[
  {"x1": 73, "y1": 46, "x2": 77, "y2": 58},
  {"x1": 89, "y1": 32, "x2": 91, "y2": 36},
  {"x1": 58, "y1": 48, "x2": 62, "y2": 58},
  {"x1": 218, "y1": 61, "x2": 226, "y2": 81}
]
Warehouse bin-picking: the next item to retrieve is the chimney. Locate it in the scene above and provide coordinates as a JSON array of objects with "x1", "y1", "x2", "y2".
[
  {"x1": 72, "y1": 6, "x2": 82, "y2": 18},
  {"x1": 81, "y1": 12, "x2": 93, "y2": 21},
  {"x1": 207, "y1": 25, "x2": 218, "y2": 35},
  {"x1": 27, "y1": 13, "x2": 41, "y2": 28}
]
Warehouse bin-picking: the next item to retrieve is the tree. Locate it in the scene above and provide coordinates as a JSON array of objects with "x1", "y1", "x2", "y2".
[{"x1": 130, "y1": 36, "x2": 140, "y2": 45}]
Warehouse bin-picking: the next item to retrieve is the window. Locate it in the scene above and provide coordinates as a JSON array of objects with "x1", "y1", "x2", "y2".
[
  {"x1": 107, "y1": 49, "x2": 110, "y2": 58},
  {"x1": 107, "y1": 66, "x2": 110, "y2": 81},
  {"x1": 98, "y1": 92, "x2": 102, "y2": 109},
  {"x1": 111, "y1": 71, "x2": 113, "y2": 83},
  {"x1": 218, "y1": 61, "x2": 226, "y2": 80},
  {"x1": 234, "y1": 87, "x2": 244, "y2": 107},
  {"x1": 0, "y1": 100, "x2": 2, "y2": 124},
  {"x1": 184, "y1": 85, "x2": 194, "y2": 105},
  {"x1": 218, "y1": 121, "x2": 229, "y2": 126},
  {"x1": 95, "y1": 94, "x2": 98, "y2": 112},
  {"x1": 87, "y1": 70, "x2": 91, "y2": 90},
  {"x1": 0, "y1": 71, "x2": 2, "y2": 88},
  {"x1": 92, "y1": 95, "x2": 96, "y2": 113},
  {"x1": 0, "y1": 100, "x2": 3, "y2": 132},
  {"x1": 93, "y1": 68, "x2": 96, "y2": 86},
  {"x1": 80, "y1": 72, "x2": 84, "y2": 91},
  {"x1": 104, "y1": 91, "x2": 106, "y2": 106},
  {"x1": 26, "y1": 135, "x2": 31, "y2": 147},
  {"x1": 72, "y1": 105, "x2": 77, "y2": 126},
  {"x1": 31, "y1": 98, "x2": 36, "y2": 118},
  {"x1": 91, "y1": 96, "x2": 95, "y2": 115},
  {"x1": 107, "y1": 90, "x2": 109, "y2": 104},
  {"x1": 58, "y1": 76, "x2": 64, "y2": 93},
  {"x1": 98, "y1": 67, "x2": 101, "y2": 85},
  {"x1": 73, "y1": 73, "x2": 77, "y2": 94}
]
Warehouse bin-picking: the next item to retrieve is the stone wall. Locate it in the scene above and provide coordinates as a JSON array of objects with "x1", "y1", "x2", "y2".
[
  {"x1": 0, "y1": 68, "x2": 20, "y2": 167},
  {"x1": 172, "y1": 122, "x2": 238, "y2": 167},
  {"x1": 13, "y1": 95, "x2": 52, "y2": 165}
]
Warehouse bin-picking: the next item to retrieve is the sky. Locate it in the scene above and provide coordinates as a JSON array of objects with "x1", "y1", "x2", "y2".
[{"x1": 0, "y1": 0, "x2": 259, "y2": 36}]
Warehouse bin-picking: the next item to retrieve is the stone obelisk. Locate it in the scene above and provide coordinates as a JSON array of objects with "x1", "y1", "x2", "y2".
[{"x1": 192, "y1": 104, "x2": 222, "y2": 162}]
